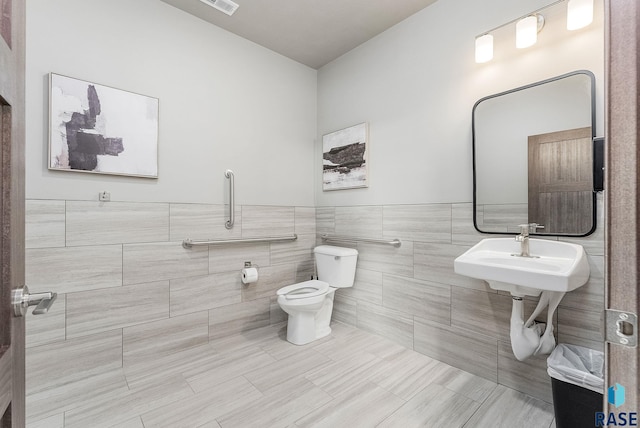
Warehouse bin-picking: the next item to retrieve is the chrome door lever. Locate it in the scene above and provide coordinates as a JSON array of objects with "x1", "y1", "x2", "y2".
[{"x1": 11, "y1": 285, "x2": 57, "y2": 317}]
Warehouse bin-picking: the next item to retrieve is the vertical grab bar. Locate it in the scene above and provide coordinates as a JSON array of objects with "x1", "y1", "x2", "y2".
[{"x1": 225, "y1": 169, "x2": 235, "y2": 229}]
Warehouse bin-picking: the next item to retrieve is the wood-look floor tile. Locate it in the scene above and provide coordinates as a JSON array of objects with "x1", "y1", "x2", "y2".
[
  {"x1": 185, "y1": 346, "x2": 277, "y2": 393},
  {"x1": 64, "y1": 375, "x2": 193, "y2": 428},
  {"x1": 141, "y1": 376, "x2": 263, "y2": 428},
  {"x1": 429, "y1": 364, "x2": 497, "y2": 403},
  {"x1": 370, "y1": 349, "x2": 445, "y2": 400},
  {"x1": 243, "y1": 348, "x2": 332, "y2": 393},
  {"x1": 378, "y1": 383, "x2": 480, "y2": 428},
  {"x1": 218, "y1": 377, "x2": 332, "y2": 428},
  {"x1": 312, "y1": 326, "x2": 405, "y2": 362},
  {"x1": 26, "y1": 413, "x2": 64, "y2": 428},
  {"x1": 123, "y1": 343, "x2": 218, "y2": 390},
  {"x1": 26, "y1": 369, "x2": 129, "y2": 424},
  {"x1": 463, "y1": 385, "x2": 554, "y2": 428},
  {"x1": 305, "y1": 351, "x2": 385, "y2": 397},
  {"x1": 294, "y1": 381, "x2": 405, "y2": 428}
]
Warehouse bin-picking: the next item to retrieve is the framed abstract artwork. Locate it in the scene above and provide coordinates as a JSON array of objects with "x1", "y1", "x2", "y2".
[
  {"x1": 322, "y1": 122, "x2": 368, "y2": 191},
  {"x1": 49, "y1": 73, "x2": 159, "y2": 178}
]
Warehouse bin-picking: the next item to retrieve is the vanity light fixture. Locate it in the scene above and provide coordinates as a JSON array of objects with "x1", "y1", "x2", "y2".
[
  {"x1": 475, "y1": 34, "x2": 494, "y2": 63},
  {"x1": 475, "y1": 0, "x2": 594, "y2": 64},
  {"x1": 567, "y1": 0, "x2": 594, "y2": 30},
  {"x1": 516, "y1": 14, "x2": 544, "y2": 49}
]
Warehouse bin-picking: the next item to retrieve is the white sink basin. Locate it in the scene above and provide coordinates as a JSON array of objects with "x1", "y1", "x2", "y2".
[{"x1": 454, "y1": 238, "x2": 590, "y2": 296}]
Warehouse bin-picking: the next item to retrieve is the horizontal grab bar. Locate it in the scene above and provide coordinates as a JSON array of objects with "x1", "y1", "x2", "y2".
[
  {"x1": 320, "y1": 234, "x2": 401, "y2": 248},
  {"x1": 183, "y1": 234, "x2": 298, "y2": 248}
]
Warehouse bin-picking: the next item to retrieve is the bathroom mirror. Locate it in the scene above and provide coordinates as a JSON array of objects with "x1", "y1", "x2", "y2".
[{"x1": 472, "y1": 70, "x2": 596, "y2": 236}]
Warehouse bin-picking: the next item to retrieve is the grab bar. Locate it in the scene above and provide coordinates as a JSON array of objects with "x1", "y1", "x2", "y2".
[
  {"x1": 183, "y1": 234, "x2": 298, "y2": 248},
  {"x1": 225, "y1": 169, "x2": 234, "y2": 229},
  {"x1": 320, "y1": 234, "x2": 402, "y2": 248}
]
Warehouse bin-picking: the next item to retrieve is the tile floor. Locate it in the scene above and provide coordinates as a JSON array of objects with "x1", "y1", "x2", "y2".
[{"x1": 27, "y1": 322, "x2": 556, "y2": 428}]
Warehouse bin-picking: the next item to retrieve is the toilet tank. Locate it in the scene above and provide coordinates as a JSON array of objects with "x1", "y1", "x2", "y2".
[{"x1": 314, "y1": 245, "x2": 358, "y2": 288}]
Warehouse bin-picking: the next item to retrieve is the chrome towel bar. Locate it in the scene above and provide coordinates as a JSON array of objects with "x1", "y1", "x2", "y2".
[
  {"x1": 183, "y1": 234, "x2": 298, "y2": 248},
  {"x1": 320, "y1": 234, "x2": 402, "y2": 248},
  {"x1": 225, "y1": 169, "x2": 235, "y2": 229}
]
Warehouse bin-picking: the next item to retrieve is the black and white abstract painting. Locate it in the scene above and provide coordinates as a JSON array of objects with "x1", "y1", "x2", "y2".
[
  {"x1": 49, "y1": 73, "x2": 159, "y2": 178},
  {"x1": 322, "y1": 122, "x2": 368, "y2": 191}
]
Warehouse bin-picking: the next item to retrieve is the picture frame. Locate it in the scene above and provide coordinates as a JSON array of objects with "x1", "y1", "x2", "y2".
[
  {"x1": 322, "y1": 122, "x2": 368, "y2": 191},
  {"x1": 49, "y1": 73, "x2": 159, "y2": 178}
]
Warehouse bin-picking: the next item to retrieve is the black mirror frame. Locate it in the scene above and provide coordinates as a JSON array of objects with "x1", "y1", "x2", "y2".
[{"x1": 472, "y1": 70, "x2": 598, "y2": 237}]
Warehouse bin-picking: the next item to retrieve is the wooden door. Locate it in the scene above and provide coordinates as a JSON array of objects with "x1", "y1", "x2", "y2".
[
  {"x1": 0, "y1": 0, "x2": 26, "y2": 426},
  {"x1": 528, "y1": 127, "x2": 593, "y2": 234},
  {"x1": 605, "y1": 0, "x2": 640, "y2": 416}
]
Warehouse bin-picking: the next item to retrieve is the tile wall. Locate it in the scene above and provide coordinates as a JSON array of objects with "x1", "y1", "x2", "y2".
[
  {"x1": 24, "y1": 200, "x2": 314, "y2": 422},
  {"x1": 319, "y1": 194, "x2": 605, "y2": 403},
  {"x1": 24, "y1": 194, "x2": 603, "y2": 418}
]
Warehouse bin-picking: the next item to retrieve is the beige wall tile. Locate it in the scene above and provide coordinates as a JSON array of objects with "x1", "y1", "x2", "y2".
[
  {"x1": 333, "y1": 295, "x2": 357, "y2": 326},
  {"x1": 335, "y1": 206, "x2": 383, "y2": 238},
  {"x1": 26, "y1": 330, "x2": 122, "y2": 396},
  {"x1": 356, "y1": 302, "x2": 414, "y2": 349},
  {"x1": 560, "y1": 255, "x2": 604, "y2": 312},
  {"x1": 67, "y1": 281, "x2": 169, "y2": 338},
  {"x1": 383, "y1": 204, "x2": 452, "y2": 243},
  {"x1": 26, "y1": 200, "x2": 66, "y2": 249},
  {"x1": 498, "y1": 341, "x2": 553, "y2": 403},
  {"x1": 414, "y1": 242, "x2": 489, "y2": 291},
  {"x1": 169, "y1": 203, "x2": 242, "y2": 242},
  {"x1": 482, "y1": 204, "x2": 528, "y2": 232},
  {"x1": 558, "y1": 306, "x2": 603, "y2": 342},
  {"x1": 26, "y1": 293, "x2": 66, "y2": 348},
  {"x1": 123, "y1": 311, "x2": 209, "y2": 367},
  {"x1": 209, "y1": 298, "x2": 270, "y2": 340},
  {"x1": 383, "y1": 274, "x2": 451, "y2": 324},
  {"x1": 241, "y1": 205, "x2": 295, "y2": 238},
  {"x1": 270, "y1": 233, "x2": 315, "y2": 265},
  {"x1": 208, "y1": 242, "x2": 270, "y2": 274},
  {"x1": 66, "y1": 201, "x2": 169, "y2": 246},
  {"x1": 123, "y1": 242, "x2": 208, "y2": 285},
  {"x1": 316, "y1": 207, "x2": 335, "y2": 235},
  {"x1": 269, "y1": 296, "x2": 287, "y2": 325},
  {"x1": 295, "y1": 206, "x2": 316, "y2": 235},
  {"x1": 357, "y1": 240, "x2": 414, "y2": 277},
  {"x1": 170, "y1": 273, "x2": 242, "y2": 317},
  {"x1": 241, "y1": 263, "x2": 296, "y2": 301},
  {"x1": 414, "y1": 317, "x2": 498, "y2": 382},
  {"x1": 452, "y1": 203, "x2": 486, "y2": 246},
  {"x1": 451, "y1": 287, "x2": 512, "y2": 341},
  {"x1": 26, "y1": 245, "x2": 123, "y2": 294},
  {"x1": 338, "y1": 268, "x2": 383, "y2": 305}
]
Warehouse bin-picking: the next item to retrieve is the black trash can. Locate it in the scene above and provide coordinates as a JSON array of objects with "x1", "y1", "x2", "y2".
[{"x1": 547, "y1": 344, "x2": 604, "y2": 428}]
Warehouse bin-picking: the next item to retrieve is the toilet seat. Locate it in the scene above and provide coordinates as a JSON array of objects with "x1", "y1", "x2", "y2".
[{"x1": 277, "y1": 280, "x2": 329, "y2": 300}]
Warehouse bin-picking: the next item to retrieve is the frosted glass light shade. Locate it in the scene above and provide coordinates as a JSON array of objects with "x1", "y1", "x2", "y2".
[
  {"x1": 475, "y1": 34, "x2": 493, "y2": 63},
  {"x1": 567, "y1": 0, "x2": 593, "y2": 30},
  {"x1": 516, "y1": 15, "x2": 538, "y2": 49}
]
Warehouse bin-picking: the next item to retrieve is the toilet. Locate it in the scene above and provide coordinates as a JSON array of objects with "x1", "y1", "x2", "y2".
[{"x1": 276, "y1": 245, "x2": 358, "y2": 345}]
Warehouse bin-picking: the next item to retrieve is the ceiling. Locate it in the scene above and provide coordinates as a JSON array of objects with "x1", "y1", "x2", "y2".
[{"x1": 160, "y1": 0, "x2": 439, "y2": 69}]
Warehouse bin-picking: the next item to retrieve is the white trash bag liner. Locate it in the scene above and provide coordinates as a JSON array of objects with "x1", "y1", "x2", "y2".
[{"x1": 547, "y1": 343, "x2": 604, "y2": 394}]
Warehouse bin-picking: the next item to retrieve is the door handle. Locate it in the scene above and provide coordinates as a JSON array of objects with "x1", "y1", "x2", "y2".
[{"x1": 11, "y1": 285, "x2": 57, "y2": 317}]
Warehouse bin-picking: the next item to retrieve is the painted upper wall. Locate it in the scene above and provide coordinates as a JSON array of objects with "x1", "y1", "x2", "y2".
[
  {"x1": 316, "y1": 0, "x2": 605, "y2": 206},
  {"x1": 26, "y1": 0, "x2": 317, "y2": 206}
]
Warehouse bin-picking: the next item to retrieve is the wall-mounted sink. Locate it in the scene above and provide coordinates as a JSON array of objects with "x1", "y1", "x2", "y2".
[
  {"x1": 454, "y1": 238, "x2": 590, "y2": 297},
  {"x1": 454, "y1": 237, "x2": 591, "y2": 361}
]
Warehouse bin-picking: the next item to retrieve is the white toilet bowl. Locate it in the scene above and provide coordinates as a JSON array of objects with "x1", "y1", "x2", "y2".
[
  {"x1": 276, "y1": 245, "x2": 358, "y2": 346},
  {"x1": 277, "y1": 280, "x2": 331, "y2": 345}
]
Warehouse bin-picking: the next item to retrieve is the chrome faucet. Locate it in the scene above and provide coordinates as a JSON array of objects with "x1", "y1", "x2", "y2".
[{"x1": 514, "y1": 223, "x2": 544, "y2": 257}]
